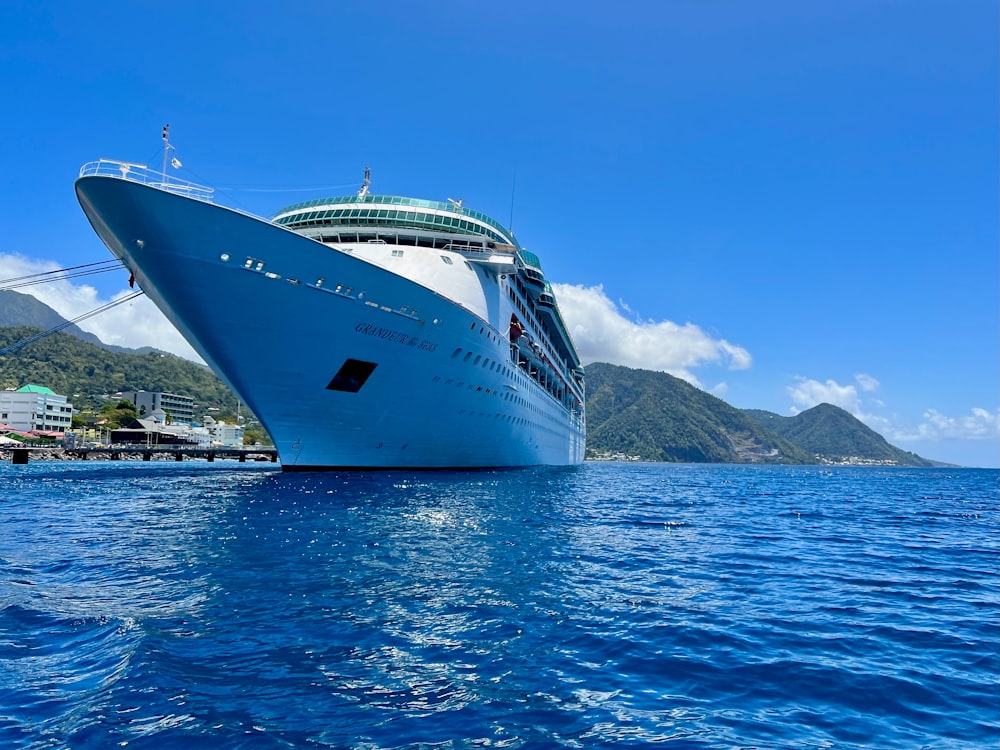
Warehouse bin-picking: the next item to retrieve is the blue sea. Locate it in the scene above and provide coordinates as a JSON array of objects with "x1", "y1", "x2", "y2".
[{"x1": 1, "y1": 461, "x2": 997, "y2": 749}]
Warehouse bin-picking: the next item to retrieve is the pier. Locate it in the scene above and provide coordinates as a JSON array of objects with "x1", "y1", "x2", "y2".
[{"x1": 5, "y1": 446, "x2": 278, "y2": 465}]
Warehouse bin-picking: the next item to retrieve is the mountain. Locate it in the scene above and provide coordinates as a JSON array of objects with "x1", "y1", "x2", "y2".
[
  {"x1": 585, "y1": 362, "x2": 936, "y2": 466},
  {"x1": 0, "y1": 289, "x2": 162, "y2": 355},
  {"x1": 743, "y1": 404, "x2": 937, "y2": 467},
  {"x1": 584, "y1": 362, "x2": 814, "y2": 463}
]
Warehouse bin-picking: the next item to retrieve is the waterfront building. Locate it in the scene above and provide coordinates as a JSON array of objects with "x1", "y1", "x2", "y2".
[
  {"x1": 110, "y1": 416, "x2": 199, "y2": 446},
  {"x1": 0, "y1": 385, "x2": 73, "y2": 433},
  {"x1": 201, "y1": 416, "x2": 244, "y2": 448},
  {"x1": 117, "y1": 390, "x2": 196, "y2": 424}
]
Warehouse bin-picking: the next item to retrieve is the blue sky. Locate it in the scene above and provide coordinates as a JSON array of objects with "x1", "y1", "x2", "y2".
[{"x1": 1, "y1": 1, "x2": 997, "y2": 467}]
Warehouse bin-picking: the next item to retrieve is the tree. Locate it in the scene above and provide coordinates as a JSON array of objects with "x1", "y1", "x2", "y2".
[{"x1": 99, "y1": 399, "x2": 138, "y2": 429}]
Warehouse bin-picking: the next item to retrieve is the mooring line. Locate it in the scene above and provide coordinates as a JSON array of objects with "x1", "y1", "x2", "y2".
[{"x1": 0, "y1": 259, "x2": 125, "y2": 292}]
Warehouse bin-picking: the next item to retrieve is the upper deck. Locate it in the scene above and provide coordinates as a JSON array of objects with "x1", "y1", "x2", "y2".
[{"x1": 272, "y1": 194, "x2": 520, "y2": 249}]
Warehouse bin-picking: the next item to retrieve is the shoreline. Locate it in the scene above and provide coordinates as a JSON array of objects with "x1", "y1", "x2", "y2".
[{"x1": 2, "y1": 447, "x2": 278, "y2": 464}]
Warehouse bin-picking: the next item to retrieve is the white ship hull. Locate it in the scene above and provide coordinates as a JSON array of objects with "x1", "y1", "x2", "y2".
[{"x1": 76, "y1": 169, "x2": 585, "y2": 469}]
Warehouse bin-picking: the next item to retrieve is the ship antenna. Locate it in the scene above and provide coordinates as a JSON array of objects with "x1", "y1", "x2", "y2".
[{"x1": 358, "y1": 166, "x2": 371, "y2": 197}]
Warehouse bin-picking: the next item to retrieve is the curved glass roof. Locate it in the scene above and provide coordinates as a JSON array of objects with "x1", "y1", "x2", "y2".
[{"x1": 274, "y1": 194, "x2": 519, "y2": 248}]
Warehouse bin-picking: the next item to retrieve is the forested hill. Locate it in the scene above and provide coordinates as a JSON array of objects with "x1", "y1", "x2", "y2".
[
  {"x1": 585, "y1": 362, "x2": 936, "y2": 466},
  {"x1": 0, "y1": 326, "x2": 238, "y2": 413},
  {"x1": 743, "y1": 404, "x2": 937, "y2": 467},
  {"x1": 584, "y1": 362, "x2": 813, "y2": 463}
]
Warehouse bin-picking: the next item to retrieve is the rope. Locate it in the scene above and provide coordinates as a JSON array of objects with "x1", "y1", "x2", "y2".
[{"x1": 0, "y1": 259, "x2": 125, "y2": 292}]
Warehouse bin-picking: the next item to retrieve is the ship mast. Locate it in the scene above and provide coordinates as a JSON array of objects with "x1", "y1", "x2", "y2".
[
  {"x1": 161, "y1": 124, "x2": 170, "y2": 184},
  {"x1": 358, "y1": 166, "x2": 371, "y2": 197},
  {"x1": 160, "y1": 124, "x2": 182, "y2": 185}
]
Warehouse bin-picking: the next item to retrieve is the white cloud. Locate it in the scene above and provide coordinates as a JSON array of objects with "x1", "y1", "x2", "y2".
[
  {"x1": 787, "y1": 376, "x2": 863, "y2": 414},
  {"x1": 710, "y1": 382, "x2": 729, "y2": 398},
  {"x1": 553, "y1": 283, "x2": 751, "y2": 386},
  {"x1": 911, "y1": 407, "x2": 1000, "y2": 441},
  {"x1": 0, "y1": 252, "x2": 202, "y2": 362},
  {"x1": 855, "y1": 373, "x2": 880, "y2": 392}
]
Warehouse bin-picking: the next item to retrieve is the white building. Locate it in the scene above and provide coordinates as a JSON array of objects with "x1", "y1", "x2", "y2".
[
  {"x1": 117, "y1": 390, "x2": 195, "y2": 424},
  {"x1": 201, "y1": 416, "x2": 244, "y2": 448},
  {"x1": 0, "y1": 385, "x2": 74, "y2": 433}
]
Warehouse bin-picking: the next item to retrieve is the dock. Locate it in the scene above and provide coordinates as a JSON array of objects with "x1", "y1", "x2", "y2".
[{"x1": 5, "y1": 445, "x2": 279, "y2": 465}]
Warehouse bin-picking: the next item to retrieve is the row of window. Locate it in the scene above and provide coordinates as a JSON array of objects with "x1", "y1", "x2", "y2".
[
  {"x1": 276, "y1": 194, "x2": 512, "y2": 240},
  {"x1": 277, "y1": 208, "x2": 509, "y2": 244},
  {"x1": 449, "y1": 338, "x2": 574, "y2": 413},
  {"x1": 432, "y1": 368, "x2": 568, "y2": 427},
  {"x1": 508, "y1": 281, "x2": 570, "y2": 395}
]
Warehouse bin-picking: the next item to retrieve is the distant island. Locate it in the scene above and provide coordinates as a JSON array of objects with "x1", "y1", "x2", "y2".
[{"x1": 1, "y1": 289, "x2": 944, "y2": 466}]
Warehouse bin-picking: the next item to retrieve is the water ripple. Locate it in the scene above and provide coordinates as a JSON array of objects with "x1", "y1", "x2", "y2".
[{"x1": 0, "y1": 462, "x2": 996, "y2": 748}]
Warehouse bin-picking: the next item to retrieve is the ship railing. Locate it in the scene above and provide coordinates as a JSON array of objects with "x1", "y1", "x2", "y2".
[{"x1": 78, "y1": 159, "x2": 215, "y2": 202}]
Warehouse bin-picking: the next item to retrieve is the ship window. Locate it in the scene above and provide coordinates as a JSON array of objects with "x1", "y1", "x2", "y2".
[
  {"x1": 440, "y1": 256, "x2": 453, "y2": 265},
  {"x1": 327, "y1": 359, "x2": 378, "y2": 393}
]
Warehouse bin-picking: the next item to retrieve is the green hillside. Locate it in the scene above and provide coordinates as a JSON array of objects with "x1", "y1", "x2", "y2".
[
  {"x1": 743, "y1": 404, "x2": 936, "y2": 467},
  {"x1": 584, "y1": 362, "x2": 813, "y2": 463},
  {"x1": 0, "y1": 326, "x2": 239, "y2": 414}
]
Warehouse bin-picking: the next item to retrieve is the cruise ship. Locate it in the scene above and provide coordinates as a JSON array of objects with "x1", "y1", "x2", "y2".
[{"x1": 75, "y1": 158, "x2": 586, "y2": 469}]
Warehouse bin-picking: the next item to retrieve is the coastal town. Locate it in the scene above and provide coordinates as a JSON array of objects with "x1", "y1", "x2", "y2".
[{"x1": 1, "y1": 383, "x2": 249, "y2": 454}]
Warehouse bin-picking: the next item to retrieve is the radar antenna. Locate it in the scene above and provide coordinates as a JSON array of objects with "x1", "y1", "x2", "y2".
[
  {"x1": 447, "y1": 197, "x2": 464, "y2": 208},
  {"x1": 358, "y1": 166, "x2": 371, "y2": 197}
]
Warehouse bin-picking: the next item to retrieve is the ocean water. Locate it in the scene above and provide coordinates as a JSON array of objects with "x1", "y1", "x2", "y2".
[{"x1": 0, "y1": 461, "x2": 997, "y2": 749}]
